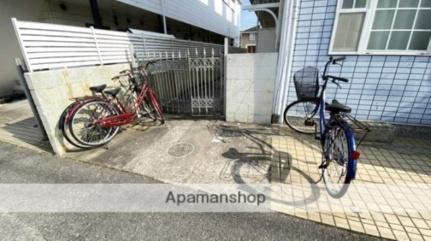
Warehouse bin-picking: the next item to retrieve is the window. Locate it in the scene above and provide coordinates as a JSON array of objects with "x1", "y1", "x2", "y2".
[
  {"x1": 330, "y1": 0, "x2": 431, "y2": 55},
  {"x1": 249, "y1": 33, "x2": 256, "y2": 41},
  {"x1": 247, "y1": 45, "x2": 256, "y2": 53}
]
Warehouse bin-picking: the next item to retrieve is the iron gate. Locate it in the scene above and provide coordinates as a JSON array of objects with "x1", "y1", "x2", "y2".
[{"x1": 147, "y1": 50, "x2": 224, "y2": 116}]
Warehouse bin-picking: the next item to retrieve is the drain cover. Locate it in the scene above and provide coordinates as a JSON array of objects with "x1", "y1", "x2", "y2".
[{"x1": 168, "y1": 143, "x2": 195, "y2": 157}]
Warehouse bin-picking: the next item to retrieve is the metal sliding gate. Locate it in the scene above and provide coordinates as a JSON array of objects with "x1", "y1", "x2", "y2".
[{"x1": 147, "y1": 50, "x2": 224, "y2": 116}]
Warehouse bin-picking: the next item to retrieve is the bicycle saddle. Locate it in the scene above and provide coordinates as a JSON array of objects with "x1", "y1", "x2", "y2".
[
  {"x1": 104, "y1": 87, "x2": 121, "y2": 97},
  {"x1": 326, "y1": 99, "x2": 351, "y2": 113},
  {"x1": 89, "y1": 84, "x2": 107, "y2": 93}
]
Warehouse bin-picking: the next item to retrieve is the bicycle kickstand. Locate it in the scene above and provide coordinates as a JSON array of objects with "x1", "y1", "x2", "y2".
[{"x1": 314, "y1": 160, "x2": 328, "y2": 184}]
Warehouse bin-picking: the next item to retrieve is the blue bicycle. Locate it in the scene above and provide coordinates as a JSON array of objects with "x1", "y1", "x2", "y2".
[{"x1": 284, "y1": 57, "x2": 362, "y2": 198}]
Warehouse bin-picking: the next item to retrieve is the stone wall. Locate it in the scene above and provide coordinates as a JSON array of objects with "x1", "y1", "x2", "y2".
[
  {"x1": 24, "y1": 63, "x2": 130, "y2": 155},
  {"x1": 225, "y1": 53, "x2": 278, "y2": 124}
]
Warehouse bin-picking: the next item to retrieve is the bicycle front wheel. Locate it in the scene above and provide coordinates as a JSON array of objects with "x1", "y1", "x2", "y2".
[
  {"x1": 148, "y1": 89, "x2": 165, "y2": 124},
  {"x1": 322, "y1": 123, "x2": 356, "y2": 198},
  {"x1": 284, "y1": 100, "x2": 318, "y2": 134},
  {"x1": 69, "y1": 100, "x2": 120, "y2": 147},
  {"x1": 138, "y1": 98, "x2": 158, "y2": 123}
]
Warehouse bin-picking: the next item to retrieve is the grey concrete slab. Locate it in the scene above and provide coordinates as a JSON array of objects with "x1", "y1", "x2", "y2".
[
  {"x1": 67, "y1": 120, "x2": 277, "y2": 185},
  {"x1": 0, "y1": 99, "x2": 51, "y2": 153}
]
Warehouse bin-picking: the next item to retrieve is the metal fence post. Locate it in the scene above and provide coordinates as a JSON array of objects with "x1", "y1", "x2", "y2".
[{"x1": 187, "y1": 49, "x2": 193, "y2": 114}]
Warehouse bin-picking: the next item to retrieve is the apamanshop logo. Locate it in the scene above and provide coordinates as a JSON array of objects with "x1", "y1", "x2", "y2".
[{"x1": 166, "y1": 191, "x2": 266, "y2": 206}]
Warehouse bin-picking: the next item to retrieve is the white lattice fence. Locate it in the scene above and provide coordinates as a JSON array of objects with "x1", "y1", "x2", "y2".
[{"x1": 12, "y1": 18, "x2": 224, "y2": 72}]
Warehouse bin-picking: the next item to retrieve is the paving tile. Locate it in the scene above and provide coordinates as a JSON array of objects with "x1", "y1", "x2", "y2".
[
  {"x1": 408, "y1": 233, "x2": 425, "y2": 241},
  {"x1": 399, "y1": 216, "x2": 416, "y2": 228},
  {"x1": 390, "y1": 223, "x2": 408, "y2": 232},
  {"x1": 348, "y1": 220, "x2": 364, "y2": 233},
  {"x1": 369, "y1": 212, "x2": 386, "y2": 222},
  {"x1": 294, "y1": 211, "x2": 308, "y2": 219},
  {"x1": 271, "y1": 129, "x2": 431, "y2": 240},
  {"x1": 392, "y1": 230, "x2": 411, "y2": 241},
  {"x1": 375, "y1": 221, "x2": 391, "y2": 229},
  {"x1": 334, "y1": 217, "x2": 350, "y2": 230},
  {"x1": 308, "y1": 212, "x2": 322, "y2": 223},
  {"x1": 419, "y1": 228, "x2": 431, "y2": 237},
  {"x1": 385, "y1": 213, "x2": 401, "y2": 224},
  {"x1": 320, "y1": 213, "x2": 335, "y2": 226},
  {"x1": 377, "y1": 227, "x2": 396, "y2": 240},
  {"x1": 363, "y1": 223, "x2": 380, "y2": 236}
]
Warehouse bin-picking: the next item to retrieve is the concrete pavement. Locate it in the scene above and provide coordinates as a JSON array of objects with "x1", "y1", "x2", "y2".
[{"x1": 0, "y1": 141, "x2": 381, "y2": 241}]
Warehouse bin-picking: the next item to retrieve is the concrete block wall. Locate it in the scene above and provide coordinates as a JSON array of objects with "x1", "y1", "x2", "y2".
[
  {"x1": 226, "y1": 53, "x2": 278, "y2": 124},
  {"x1": 24, "y1": 63, "x2": 130, "y2": 155}
]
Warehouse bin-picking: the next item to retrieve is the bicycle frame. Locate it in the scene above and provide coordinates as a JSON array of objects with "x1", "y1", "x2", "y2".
[
  {"x1": 95, "y1": 81, "x2": 156, "y2": 128},
  {"x1": 314, "y1": 58, "x2": 358, "y2": 180},
  {"x1": 318, "y1": 92, "x2": 327, "y2": 139},
  {"x1": 317, "y1": 87, "x2": 357, "y2": 179},
  {"x1": 64, "y1": 61, "x2": 163, "y2": 130}
]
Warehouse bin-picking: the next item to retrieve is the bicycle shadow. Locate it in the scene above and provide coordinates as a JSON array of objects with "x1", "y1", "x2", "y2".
[{"x1": 215, "y1": 123, "x2": 321, "y2": 206}]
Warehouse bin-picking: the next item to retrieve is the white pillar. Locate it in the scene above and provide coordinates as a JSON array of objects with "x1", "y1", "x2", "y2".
[
  {"x1": 224, "y1": 37, "x2": 229, "y2": 56},
  {"x1": 161, "y1": 0, "x2": 167, "y2": 34},
  {"x1": 272, "y1": 0, "x2": 299, "y2": 121}
]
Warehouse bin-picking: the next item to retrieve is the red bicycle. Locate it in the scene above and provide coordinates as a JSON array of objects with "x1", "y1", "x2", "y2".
[{"x1": 60, "y1": 61, "x2": 164, "y2": 148}]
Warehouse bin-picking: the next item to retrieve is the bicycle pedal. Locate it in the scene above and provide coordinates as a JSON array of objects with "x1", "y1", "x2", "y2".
[
  {"x1": 318, "y1": 163, "x2": 328, "y2": 169},
  {"x1": 304, "y1": 119, "x2": 315, "y2": 126}
]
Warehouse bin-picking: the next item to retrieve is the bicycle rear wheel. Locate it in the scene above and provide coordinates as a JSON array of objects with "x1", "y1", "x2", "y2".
[
  {"x1": 322, "y1": 123, "x2": 356, "y2": 198},
  {"x1": 59, "y1": 102, "x2": 92, "y2": 149},
  {"x1": 69, "y1": 100, "x2": 120, "y2": 147},
  {"x1": 284, "y1": 100, "x2": 318, "y2": 134}
]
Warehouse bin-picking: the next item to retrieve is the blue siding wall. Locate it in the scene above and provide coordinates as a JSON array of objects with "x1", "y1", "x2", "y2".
[{"x1": 285, "y1": 0, "x2": 431, "y2": 125}]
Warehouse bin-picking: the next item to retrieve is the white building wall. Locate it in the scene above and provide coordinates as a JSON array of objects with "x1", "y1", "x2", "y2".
[
  {"x1": 0, "y1": 0, "x2": 46, "y2": 97},
  {"x1": 226, "y1": 53, "x2": 278, "y2": 124},
  {"x1": 257, "y1": 28, "x2": 277, "y2": 53},
  {"x1": 275, "y1": 0, "x2": 431, "y2": 125},
  {"x1": 117, "y1": 0, "x2": 241, "y2": 40}
]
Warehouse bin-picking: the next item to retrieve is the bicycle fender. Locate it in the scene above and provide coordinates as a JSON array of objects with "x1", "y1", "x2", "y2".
[
  {"x1": 339, "y1": 122, "x2": 358, "y2": 181},
  {"x1": 65, "y1": 96, "x2": 106, "y2": 123}
]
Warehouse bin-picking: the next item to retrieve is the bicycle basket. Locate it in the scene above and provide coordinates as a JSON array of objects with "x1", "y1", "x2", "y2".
[{"x1": 293, "y1": 66, "x2": 319, "y2": 101}]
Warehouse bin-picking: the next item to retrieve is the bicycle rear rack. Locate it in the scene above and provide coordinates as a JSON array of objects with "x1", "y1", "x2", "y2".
[{"x1": 344, "y1": 114, "x2": 371, "y2": 148}]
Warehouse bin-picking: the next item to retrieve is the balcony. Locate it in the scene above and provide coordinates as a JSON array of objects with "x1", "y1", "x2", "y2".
[{"x1": 248, "y1": 0, "x2": 280, "y2": 28}]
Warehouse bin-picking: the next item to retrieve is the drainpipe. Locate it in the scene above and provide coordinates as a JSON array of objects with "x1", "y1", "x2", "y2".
[
  {"x1": 272, "y1": 0, "x2": 299, "y2": 122},
  {"x1": 89, "y1": 0, "x2": 102, "y2": 28},
  {"x1": 275, "y1": 0, "x2": 284, "y2": 49}
]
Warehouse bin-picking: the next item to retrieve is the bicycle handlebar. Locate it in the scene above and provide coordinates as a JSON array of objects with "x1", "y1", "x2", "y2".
[
  {"x1": 325, "y1": 75, "x2": 349, "y2": 83},
  {"x1": 119, "y1": 60, "x2": 156, "y2": 74},
  {"x1": 114, "y1": 61, "x2": 158, "y2": 83},
  {"x1": 321, "y1": 56, "x2": 349, "y2": 89},
  {"x1": 144, "y1": 60, "x2": 157, "y2": 69},
  {"x1": 330, "y1": 56, "x2": 346, "y2": 64},
  {"x1": 119, "y1": 69, "x2": 131, "y2": 75}
]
